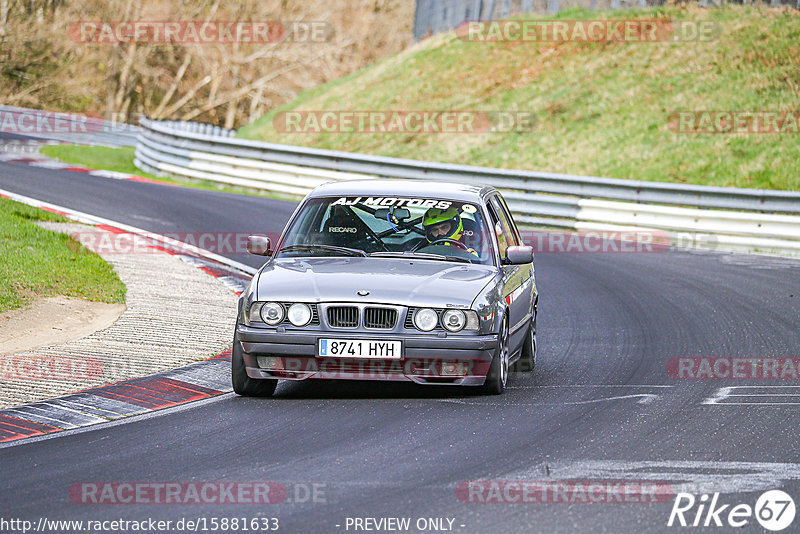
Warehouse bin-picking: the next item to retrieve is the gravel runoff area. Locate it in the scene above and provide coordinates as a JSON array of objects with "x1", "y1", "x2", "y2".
[{"x1": 0, "y1": 222, "x2": 239, "y2": 408}]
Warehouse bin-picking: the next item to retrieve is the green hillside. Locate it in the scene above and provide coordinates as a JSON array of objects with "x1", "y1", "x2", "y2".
[{"x1": 238, "y1": 5, "x2": 800, "y2": 191}]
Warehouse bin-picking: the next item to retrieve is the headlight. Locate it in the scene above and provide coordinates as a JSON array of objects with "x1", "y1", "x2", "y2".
[
  {"x1": 287, "y1": 303, "x2": 312, "y2": 327},
  {"x1": 442, "y1": 309, "x2": 466, "y2": 332},
  {"x1": 413, "y1": 308, "x2": 438, "y2": 332},
  {"x1": 260, "y1": 302, "x2": 285, "y2": 325}
]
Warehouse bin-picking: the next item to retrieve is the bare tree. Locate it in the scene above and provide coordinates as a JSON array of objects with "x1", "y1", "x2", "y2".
[{"x1": 0, "y1": 0, "x2": 414, "y2": 128}]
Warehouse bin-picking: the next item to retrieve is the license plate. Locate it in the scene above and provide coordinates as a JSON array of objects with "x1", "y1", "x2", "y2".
[{"x1": 319, "y1": 339, "x2": 401, "y2": 359}]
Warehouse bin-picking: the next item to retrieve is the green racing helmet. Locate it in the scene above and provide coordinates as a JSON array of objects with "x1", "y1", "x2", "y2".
[{"x1": 423, "y1": 206, "x2": 463, "y2": 243}]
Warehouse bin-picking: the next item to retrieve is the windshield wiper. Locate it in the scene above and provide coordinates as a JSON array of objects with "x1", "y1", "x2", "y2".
[
  {"x1": 279, "y1": 244, "x2": 367, "y2": 257},
  {"x1": 369, "y1": 251, "x2": 471, "y2": 263}
]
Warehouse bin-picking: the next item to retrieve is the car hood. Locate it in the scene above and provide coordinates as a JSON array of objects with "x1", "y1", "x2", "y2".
[{"x1": 255, "y1": 257, "x2": 498, "y2": 308}]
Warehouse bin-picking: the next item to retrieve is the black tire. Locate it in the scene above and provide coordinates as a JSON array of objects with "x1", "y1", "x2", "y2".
[
  {"x1": 231, "y1": 337, "x2": 278, "y2": 397},
  {"x1": 482, "y1": 319, "x2": 509, "y2": 395},
  {"x1": 511, "y1": 307, "x2": 537, "y2": 373}
]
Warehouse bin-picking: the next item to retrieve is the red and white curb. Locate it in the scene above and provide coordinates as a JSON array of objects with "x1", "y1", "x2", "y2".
[
  {"x1": 0, "y1": 352, "x2": 232, "y2": 442},
  {"x1": 0, "y1": 188, "x2": 259, "y2": 445}
]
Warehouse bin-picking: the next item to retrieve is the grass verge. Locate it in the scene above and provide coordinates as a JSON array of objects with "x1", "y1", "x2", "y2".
[
  {"x1": 0, "y1": 197, "x2": 126, "y2": 313},
  {"x1": 40, "y1": 145, "x2": 154, "y2": 178},
  {"x1": 238, "y1": 5, "x2": 800, "y2": 191}
]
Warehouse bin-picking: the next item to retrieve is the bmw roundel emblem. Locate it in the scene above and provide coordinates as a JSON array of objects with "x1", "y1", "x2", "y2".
[{"x1": 357, "y1": 290, "x2": 370, "y2": 296}]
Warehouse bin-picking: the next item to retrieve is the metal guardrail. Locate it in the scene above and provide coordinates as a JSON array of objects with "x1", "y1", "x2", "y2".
[{"x1": 135, "y1": 117, "x2": 800, "y2": 256}]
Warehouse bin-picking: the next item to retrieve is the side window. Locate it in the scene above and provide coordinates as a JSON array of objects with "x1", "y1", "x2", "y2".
[
  {"x1": 489, "y1": 196, "x2": 518, "y2": 258},
  {"x1": 496, "y1": 195, "x2": 521, "y2": 245},
  {"x1": 485, "y1": 202, "x2": 503, "y2": 257},
  {"x1": 285, "y1": 201, "x2": 326, "y2": 246}
]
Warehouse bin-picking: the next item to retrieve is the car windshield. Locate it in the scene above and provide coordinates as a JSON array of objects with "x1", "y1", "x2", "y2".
[{"x1": 276, "y1": 195, "x2": 494, "y2": 265}]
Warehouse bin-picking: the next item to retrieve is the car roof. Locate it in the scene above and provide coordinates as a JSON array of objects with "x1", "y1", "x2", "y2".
[{"x1": 307, "y1": 179, "x2": 496, "y2": 204}]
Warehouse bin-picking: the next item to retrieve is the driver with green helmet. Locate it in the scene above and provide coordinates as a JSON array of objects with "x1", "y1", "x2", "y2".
[{"x1": 422, "y1": 206, "x2": 478, "y2": 256}]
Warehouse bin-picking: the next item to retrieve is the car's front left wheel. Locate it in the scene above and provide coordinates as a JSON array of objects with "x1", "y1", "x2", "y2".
[
  {"x1": 482, "y1": 319, "x2": 509, "y2": 395},
  {"x1": 511, "y1": 303, "x2": 537, "y2": 373},
  {"x1": 231, "y1": 336, "x2": 278, "y2": 397}
]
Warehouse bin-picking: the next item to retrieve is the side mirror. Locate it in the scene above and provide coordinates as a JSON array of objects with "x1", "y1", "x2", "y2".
[
  {"x1": 505, "y1": 245, "x2": 533, "y2": 265},
  {"x1": 246, "y1": 235, "x2": 271, "y2": 256}
]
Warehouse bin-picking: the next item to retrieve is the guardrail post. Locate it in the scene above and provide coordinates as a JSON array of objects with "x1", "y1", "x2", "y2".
[
  {"x1": 468, "y1": 0, "x2": 482, "y2": 20},
  {"x1": 499, "y1": 0, "x2": 511, "y2": 18},
  {"x1": 413, "y1": 0, "x2": 429, "y2": 39},
  {"x1": 483, "y1": 0, "x2": 496, "y2": 20}
]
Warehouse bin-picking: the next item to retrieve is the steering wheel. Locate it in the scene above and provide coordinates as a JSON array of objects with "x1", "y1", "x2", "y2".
[{"x1": 412, "y1": 238, "x2": 469, "y2": 252}]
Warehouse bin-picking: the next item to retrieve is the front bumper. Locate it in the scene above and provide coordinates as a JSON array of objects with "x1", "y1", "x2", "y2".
[{"x1": 235, "y1": 324, "x2": 498, "y2": 385}]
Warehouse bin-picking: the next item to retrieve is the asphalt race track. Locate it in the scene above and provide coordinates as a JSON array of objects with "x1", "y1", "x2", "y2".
[{"x1": 1, "y1": 139, "x2": 800, "y2": 533}]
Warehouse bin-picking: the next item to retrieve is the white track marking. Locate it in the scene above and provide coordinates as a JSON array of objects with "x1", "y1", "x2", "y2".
[
  {"x1": 88, "y1": 169, "x2": 138, "y2": 179},
  {"x1": 438, "y1": 393, "x2": 660, "y2": 406},
  {"x1": 704, "y1": 385, "x2": 800, "y2": 405},
  {"x1": 506, "y1": 384, "x2": 675, "y2": 389},
  {"x1": 507, "y1": 461, "x2": 800, "y2": 495},
  {"x1": 27, "y1": 160, "x2": 70, "y2": 169}
]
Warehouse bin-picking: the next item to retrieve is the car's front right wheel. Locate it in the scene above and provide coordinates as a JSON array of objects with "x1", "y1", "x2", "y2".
[{"x1": 231, "y1": 335, "x2": 278, "y2": 397}]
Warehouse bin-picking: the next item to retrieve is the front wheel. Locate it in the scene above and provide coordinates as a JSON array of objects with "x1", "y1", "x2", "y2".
[
  {"x1": 482, "y1": 319, "x2": 509, "y2": 395},
  {"x1": 231, "y1": 336, "x2": 278, "y2": 397},
  {"x1": 511, "y1": 309, "x2": 536, "y2": 373}
]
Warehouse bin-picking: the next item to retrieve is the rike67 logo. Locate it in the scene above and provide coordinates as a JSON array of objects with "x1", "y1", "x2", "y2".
[{"x1": 668, "y1": 490, "x2": 795, "y2": 531}]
